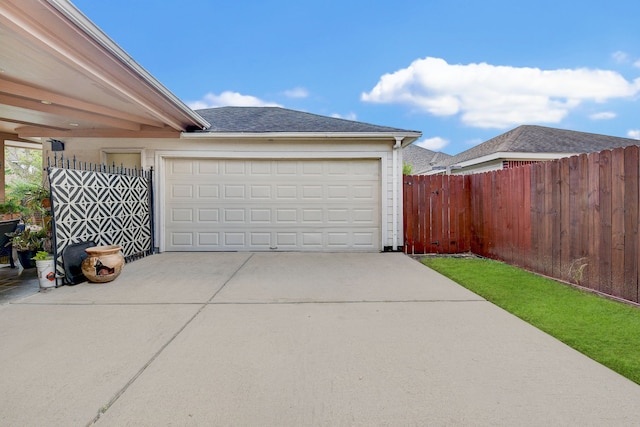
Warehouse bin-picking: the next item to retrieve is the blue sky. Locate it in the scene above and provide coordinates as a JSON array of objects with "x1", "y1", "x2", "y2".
[{"x1": 71, "y1": 0, "x2": 640, "y2": 155}]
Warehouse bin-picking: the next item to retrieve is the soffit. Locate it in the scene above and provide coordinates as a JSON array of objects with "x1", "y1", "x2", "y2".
[{"x1": 0, "y1": 0, "x2": 207, "y2": 141}]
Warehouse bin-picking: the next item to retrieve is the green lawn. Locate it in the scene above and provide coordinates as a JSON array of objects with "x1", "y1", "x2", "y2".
[{"x1": 421, "y1": 256, "x2": 640, "y2": 385}]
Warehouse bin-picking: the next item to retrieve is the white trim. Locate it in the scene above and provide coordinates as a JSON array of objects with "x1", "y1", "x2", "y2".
[
  {"x1": 180, "y1": 132, "x2": 422, "y2": 143},
  {"x1": 380, "y1": 155, "x2": 388, "y2": 250},
  {"x1": 155, "y1": 150, "x2": 389, "y2": 252},
  {"x1": 392, "y1": 137, "x2": 404, "y2": 250},
  {"x1": 453, "y1": 151, "x2": 578, "y2": 168},
  {"x1": 154, "y1": 150, "x2": 390, "y2": 160}
]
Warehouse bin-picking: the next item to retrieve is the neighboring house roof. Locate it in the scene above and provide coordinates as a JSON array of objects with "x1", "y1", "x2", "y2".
[
  {"x1": 190, "y1": 107, "x2": 421, "y2": 144},
  {"x1": 440, "y1": 125, "x2": 640, "y2": 168},
  {"x1": 0, "y1": 0, "x2": 209, "y2": 140},
  {"x1": 403, "y1": 145, "x2": 452, "y2": 174}
]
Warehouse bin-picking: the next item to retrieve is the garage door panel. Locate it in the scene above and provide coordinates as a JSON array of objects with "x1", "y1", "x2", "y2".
[
  {"x1": 302, "y1": 209, "x2": 323, "y2": 223},
  {"x1": 164, "y1": 159, "x2": 380, "y2": 251},
  {"x1": 276, "y1": 185, "x2": 297, "y2": 199},
  {"x1": 250, "y1": 185, "x2": 271, "y2": 199},
  {"x1": 171, "y1": 208, "x2": 193, "y2": 222},
  {"x1": 171, "y1": 232, "x2": 193, "y2": 246},
  {"x1": 224, "y1": 185, "x2": 245, "y2": 198},
  {"x1": 197, "y1": 160, "x2": 220, "y2": 174},
  {"x1": 171, "y1": 184, "x2": 193, "y2": 198},
  {"x1": 276, "y1": 232, "x2": 297, "y2": 247},
  {"x1": 170, "y1": 159, "x2": 194, "y2": 174},
  {"x1": 224, "y1": 162, "x2": 245, "y2": 175},
  {"x1": 224, "y1": 209, "x2": 245, "y2": 222},
  {"x1": 250, "y1": 232, "x2": 271, "y2": 246},
  {"x1": 198, "y1": 233, "x2": 219, "y2": 246},
  {"x1": 198, "y1": 209, "x2": 219, "y2": 222},
  {"x1": 197, "y1": 185, "x2": 219, "y2": 198},
  {"x1": 250, "y1": 209, "x2": 271, "y2": 223}
]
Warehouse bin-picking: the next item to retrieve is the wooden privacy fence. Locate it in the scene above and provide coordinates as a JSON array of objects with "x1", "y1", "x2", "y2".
[
  {"x1": 403, "y1": 174, "x2": 471, "y2": 254},
  {"x1": 404, "y1": 145, "x2": 640, "y2": 305}
]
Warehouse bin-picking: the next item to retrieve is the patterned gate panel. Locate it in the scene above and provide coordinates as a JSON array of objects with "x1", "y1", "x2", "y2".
[{"x1": 48, "y1": 164, "x2": 153, "y2": 279}]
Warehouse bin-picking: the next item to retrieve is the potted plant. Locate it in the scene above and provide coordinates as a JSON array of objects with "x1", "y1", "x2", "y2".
[
  {"x1": 0, "y1": 200, "x2": 26, "y2": 220},
  {"x1": 5, "y1": 227, "x2": 46, "y2": 269},
  {"x1": 32, "y1": 250, "x2": 55, "y2": 288}
]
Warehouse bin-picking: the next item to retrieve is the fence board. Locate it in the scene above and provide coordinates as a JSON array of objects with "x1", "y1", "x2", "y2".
[
  {"x1": 599, "y1": 150, "x2": 613, "y2": 295},
  {"x1": 448, "y1": 175, "x2": 460, "y2": 252},
  {"x1": 550, "y1": 161, "x2": 562, "y2": 278},
  {"x1": 470, "y1": 174, "x2": 482, "y2": 254},
  {"x1": 624, "y1": 146, "x2": 639, "y2": 302},
  {"x1": 522, "y1": 165, "x2": 532, "y2": 270},
  {"x1": 587, "y1": 152, "x2": 600, "y2": 289},
  {"x1": 611, "y1": 147, "x2": 625, "y2": 298},
  {"x1": 441, "y1": 175, "x2": 451, "y2": 253},
  {"x1": 559, "y1": 157, "x2": 571, "y2": 282},
  {"x1": 414, "y1": 175, "x2": 424, "y2": 254},
  {"x1": 531, "y1": 163, "x2": 543, "y2": 272},
  {"x1": 461, "y1": 175, "x2": 472, "y2": 252},
  {"x1": 568, "y1": 156, "x2": 581, "y2": 280},
  {"x1": 484, "y1": 173, "x2": 495, "y2": 258},
  {"x1": 504, "y1": 170, "x2": 514, "y2": 264},
  {"x1": 578, "y1": 154, "x2": 590, "y2": 267},
  {"x1": 403, "y1": 175, "x2": 414, "y2": 254},
  {"x1": 508, "y1": 167, "x2": 519, "y2": 267},
  {"x1": 427, "y1": 175, "x2": 439, "y2": 253}
]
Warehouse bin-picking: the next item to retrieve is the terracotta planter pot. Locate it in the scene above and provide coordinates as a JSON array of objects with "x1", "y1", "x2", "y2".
[{"x1": 81, "y1": 245, "x2": 124, "y2": 283}]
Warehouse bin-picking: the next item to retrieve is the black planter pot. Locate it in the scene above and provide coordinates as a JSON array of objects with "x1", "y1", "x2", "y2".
[{"x1": 17, "y1": 250, "x2": 36, "y2": 269}]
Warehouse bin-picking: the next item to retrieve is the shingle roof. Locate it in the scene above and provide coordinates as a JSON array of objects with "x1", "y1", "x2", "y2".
[
  {"x1": 441, "y1": 125, "x2": 640, "y2": 166},
  {"x1": 403, "y1": 145, "x2": 452, "y2": 174},
  {"x1": 193, "y1": 106, "x2": 420, "y2": 134}
]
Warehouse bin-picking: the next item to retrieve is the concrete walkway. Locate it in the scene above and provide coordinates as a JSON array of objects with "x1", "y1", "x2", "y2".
[{"x1": 1, "y1": 252, "x2": 640, "y2": 426}]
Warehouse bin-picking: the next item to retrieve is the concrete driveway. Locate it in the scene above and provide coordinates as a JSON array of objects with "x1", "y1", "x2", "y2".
[{"x1": 1, "y1": 252, "x2": 640, "y2": 426}]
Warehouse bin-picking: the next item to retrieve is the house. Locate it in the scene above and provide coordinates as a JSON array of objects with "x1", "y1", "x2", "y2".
[
  {"x1": 402, "y1": 144, "x2": 452, "y2": 174},
  {"x1": 0, "y1": 0, "x2": 421, "y2": 253},
  {"x1": 427, "y1": 125, "x2": 640, "y2": 175}
]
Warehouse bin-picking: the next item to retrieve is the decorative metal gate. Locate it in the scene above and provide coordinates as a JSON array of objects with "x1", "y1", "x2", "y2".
[{"x1": 47, "y1": 156, "x2": 154, "y2": 281}]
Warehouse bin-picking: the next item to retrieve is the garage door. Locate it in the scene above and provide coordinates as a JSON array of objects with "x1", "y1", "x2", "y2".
[{"x1": 164, "y1": 159, "x2": 381, "y2": 251}]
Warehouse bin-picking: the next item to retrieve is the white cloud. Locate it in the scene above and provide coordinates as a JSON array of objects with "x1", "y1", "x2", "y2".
[
  {"x1": 331, "y1": 112, "x2": 357, "y2": 120},
  {"x1": 612, "y1": 50, "x2": 629, "y2": 63},
  {"x1": 361, "y1": 57, "x2": 640, "y2": 129},
  {"x1": 415, "y1": 136, "x2": 449, "y2": 151},
  {"x1": 188, "y1": 91, "x2": 281, "y2": 109},
  {"x1": 283, "y1": 87, "x2": 309, "y2": 99},
  {"x1": 634, "y1": 60, "x2": 640, "y2": 69},
  {"x1": 628, "y1": 129, "x2": 640, "y2": 140},
  {"x1": 589, "y1": 111, "x2": 616, "y2": 120}
]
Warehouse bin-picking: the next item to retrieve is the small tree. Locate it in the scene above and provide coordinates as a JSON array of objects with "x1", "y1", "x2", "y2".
[
  {"x1": 403, "y1": 162, "x2": 413, "y2": 175},
  {"x1": 5, "y1": 147, "x2": 43, "y2": 188},
  {"x1": 3, "y1": 147, "x2": 46, "y2": 222}
]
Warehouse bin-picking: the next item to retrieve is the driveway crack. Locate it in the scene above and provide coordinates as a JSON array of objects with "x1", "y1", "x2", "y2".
[{"x1": 86, "y1": 253, "x2": 254, "y2": 426}]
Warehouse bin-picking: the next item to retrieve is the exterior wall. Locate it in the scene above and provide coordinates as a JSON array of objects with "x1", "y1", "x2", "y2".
[{"x1": 45, "y1": 136, "x2": 403, "y2": 250}]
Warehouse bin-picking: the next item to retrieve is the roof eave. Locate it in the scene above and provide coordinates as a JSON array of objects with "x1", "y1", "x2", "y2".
[
  {"x1": 181, "y1": 131, "x2": 422, "y2": 143},
  {"x1": 451, "y1": 151, "x2": 579, "y2": 168},
  {"x1": 47, "y1": 0, "x2": 210, "y2": 130}
]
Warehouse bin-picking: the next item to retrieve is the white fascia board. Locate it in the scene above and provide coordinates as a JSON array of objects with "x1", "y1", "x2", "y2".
[
  {"x1": 180, "y1": 132, "x2": 422, "y2": 142},
  {"x1": 453, "y1": 151, "x2": 578, "y2": 168},
  {"x1": 47, "y1": 0, "x2": 210, "y2": 130}
]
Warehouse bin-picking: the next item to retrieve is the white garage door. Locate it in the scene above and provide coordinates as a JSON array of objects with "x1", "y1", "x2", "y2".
[{"x1": 164, "y1": 158, "x2": 381, "y2": 251}]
